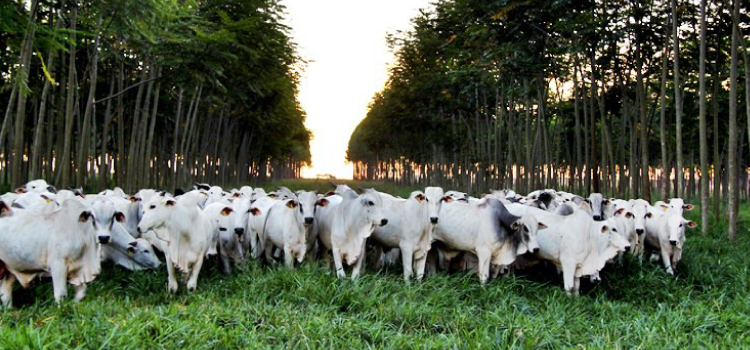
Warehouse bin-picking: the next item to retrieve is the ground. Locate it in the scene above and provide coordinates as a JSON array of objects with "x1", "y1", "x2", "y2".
[{"x1": 0, "y1": 180, "x2": 748, "y2": 348}]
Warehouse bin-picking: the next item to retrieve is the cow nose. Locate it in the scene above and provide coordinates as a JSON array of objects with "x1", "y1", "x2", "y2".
[
  {"x1": 625, "y1": 246, "x2": 631, "y2": 252},
  {"x1": 234, "y1": 227, "x2": 245, "y2": 236},
  {"x1": 669, "y1": 240, "x2": 678, "y2": 246},
  {"x1": 98, "y1": 236, "x2": 110, "y2": 244},
  {"x1": 532, "y1": 247, "x2": 540, "y2": 254},
  {"x1": 380, "y1": 219, "x2": 388, "y2": 226},
  {"x1": 636, "y1": 228, "x2": 645, "y2": 235},
  {"x1": 593, "y1": 215, "x2": 602, "y2": 221},
  {"x1": 305, "y1": 217, "x2": 314, "y2": 225},
  {"x1": 430, "y1": 217, "x2": 438, "y2": 224},
  {"x1": 137, "y1": 226, "x2": 143, "y2": 234}
]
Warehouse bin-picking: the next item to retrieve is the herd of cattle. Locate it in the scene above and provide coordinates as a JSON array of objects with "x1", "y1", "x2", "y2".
[{"x1": 0, "y1": 179, "x2": 697, "y2": 307}]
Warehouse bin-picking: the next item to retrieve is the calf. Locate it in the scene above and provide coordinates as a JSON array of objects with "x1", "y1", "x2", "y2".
[
  {"x1": 297, "y1": 191, "x2": 320, "y2": 260},
  {"x1": 644, "y1": 209, "x2": 696, "y2": 275},
  {"x1": 587, "y1": 193, "x2": 608, "y2": 221},
  {"x1": 317, "y1": 189, "x2": 387, "y2": 279},
  {"x1": 203, "y1": 203, "x2": 244, "y2": 274},
  {"x1": 137, "y1": 194, "x2": 213, "y2": 293},
  {"x1": 0, "y1": 200, "x2": 103, "y2": 306},
  {"x1": 370, "y1": 191, "x2": 432, "y2": 281},
  {"x1": 263, "y1": 197, "x2": 307, "y2": 267},
  {"x1": 101, "y1": 222, "x2": 160, "y2": 271}
]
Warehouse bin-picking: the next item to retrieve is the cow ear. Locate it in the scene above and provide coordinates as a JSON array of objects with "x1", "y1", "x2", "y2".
[
  {"x1": 268, "y1": 193, "x2": 277, "y2": 199},
  {"x1": 537, "y1": 222, "x2": 548, "y2": 230},
  {"x1": 325, "y1": 191, "x2": 335, "y2": 197},
  {"x1": 286, "y1": 200, "x2": 298, "y2": 209},
  {"x1": 14, "y1": 187, "x2": 26, "y2": 194},
  {"x1": 79, "y1": 211, "x2": 93, "y2": 222},
  {"x1": 0, "y1": 201, "x2": 13, "y2": 217},
  {"x1": 646, "y1": 212, "x2": 653, "y2": 218},
  {"x1": 165, "y1": 200, "x2": 176, "y2": 207},
  {"x1": 685, "y1": 220, "x2": 698, "y2": 228},
  {"x1": 683, "y1": 204, "x2": 694, "y2": 211},
  {"x1": 233, "y1": 192, "x2": 241, "y2": 198},
  {"x1": 600, "y1": 225, "x2": 609, "y2": 233},
  {"x1": 127, "y1": 246, "x2": 136, "y2": 255},
  {"x1": 415, "y1": 193, "x2": 425, "y2": 202},
  {"x1": 114, "y1": 211, "x2": 126, "y2": 222},
  {"x1": 603, "y1": 199, "x2": 610, "y2": 205},
  {"x1": 249, "y1": 208, "x2": 261, "y2": 216},
  {"x1": 41, "y1": 194, "x2": 54, "y2": 203},
  {"x1": 509, "y1": 221, "x2": 521, "y2": 233},
  {"x1": 615, "y1": 208, "x2": 625, "y2": 216},
  {"x1": 129, "y1": 196, "x2": 140, "y2": 203},
  {"x1": 442, "y1": 195, "x2": 454, "y2": 203},
  {"x1": 220, "y1": 207, "x2": 233, "y2": 216},
  {"x1": 47, "y1": 185, "x2": 57, "y2": 194},
  {"x1": 128, "y1": 240, "x2": 138, "y2": 247},
  {"x1": 316, "y1": 198, "x2": 329, "y2": 207},
  {"x1": 660, "y1": 204, "x2": 668, "y2": 210},
  {"x1": 625, "y1": 212, "x2": 634, "y2": 219}
]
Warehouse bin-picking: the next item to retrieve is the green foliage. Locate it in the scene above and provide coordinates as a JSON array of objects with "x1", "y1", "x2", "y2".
[{"x1": 0, "y1": 181, "x2": 748, "y2": 348}]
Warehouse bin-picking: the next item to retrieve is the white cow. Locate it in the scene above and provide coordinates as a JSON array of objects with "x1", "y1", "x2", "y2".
[
  {"x1": 101, "y1": 222, "x2": 160, "y2": 271},
  {"x1": 509, "y1": 203, "x2": 629, "y2": 295},
  {"x1": 370, "y1": 191, "x2": 432, "y2": 281},
  {"x1": 433, "y1": 197, "x2": 530, "y2": 283},
  {"x1": 19, "y1": 179, "x2": 56, "y2": 194},
  {"x1": 317, "y1": 189, "x2": 387, "y2": 279},
  {"x1": 297, "y1": 191, "x2": 320, "y2": 259},
  {"x1": 137, "y1": 194, "x2": 213, "y2": 293},
  {"x1": 587, "y1": 193, "x2": 608, "y2": 221},
  {"x1": 203, "y1": 203, "x2": 244, "y2": 274},
  {"x1": 246, "y1": 196, "x2": 277, "y2": 259},
  {"x1": 263, "y1": 198, "x2": 306, "y2": 267},
  {"x1": 644, "y1": 209, "x2": 696, "y2": 275},
  {"x1": 10, "y1": 192, "x2": 58, "y2": 210},
  {"x1": 0, "y1": 200, "x2": 103, "y2": 306}
]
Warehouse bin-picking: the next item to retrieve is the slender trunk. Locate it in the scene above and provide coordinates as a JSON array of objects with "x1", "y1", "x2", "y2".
[
  {"x1": 671, "y1": 0, "x2": 684, "y2": 198},
  {"x1": 659, "y1": 20, "x2": 671, "y2": 201},
  {"x1": 171, "y1": 87, "x2": 184, "y2": 191},
  {"x1": 98, "y1": 78, "x2": 115, "y2": 190},
  {"x1": 636, "y1": 29, "x2": 651, "y2": 202},
  {"x1": 143, "y1": 73, "x2": 161, "y2": 188},
  {"x1": 698, "y1": 0, "x2": 709, "y2": 233},
  {"x1": 11, "y1": 0, "x2": 40, "y2": 188},
  {"x1": 727, "y1": 0, "x2": 739, "y2": 241},
  {"x1": 76, "y1": 14, "x2": 103, "y2": 188},
  {"x1": 60, "y1": 3, "x2": 77, "y2": 188},
  {"x1": 713, "y1": 58, "x2": 721, "y2": 220}
]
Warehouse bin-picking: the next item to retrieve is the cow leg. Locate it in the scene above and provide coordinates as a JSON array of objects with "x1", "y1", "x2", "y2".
[
  {"x1": 351, "y1": 241, "x2": 367, "y2": 281},
  {"x1": 414, "y1": 251, "x2": 428, "y2": 281},
  {"x1": 186, "y1": 254, "x2": 205, "y2": 292},
  {"x1": 220, "y1": 246, "x2": 232, "y2": 275},
  {"x1": 50, "y1": 263, "x2": 69, "y2": 304},
  {"x1": 264, "y1": 243, "x2": 276, "y2": 265},
  {"x1": 0, "y1": 274, "x2": 16, "y2": 308},
  {"x1": 74, "y1": 283, "x2": 87, "y2": 302},
  {"x1": 573, "y1": 276, "x2": 581, "y2": 295},
  {"x1": 561, "y1": 260, "x2": 576, "y2": 297},
  {"x1": 660, "y1": 248, "x2": 674, "y2": 275},
  {"x1": 425, "y1": 249, "x2": 437, "y2": 275},
  {"x1": 166, "y1": 260, "x2": 179, "y2": 293},
  {"x1": 332, "y1": 247, "x2": 346, "y2": 278},
  {"x1": 400, "y1": 245, "x2": 414, "y2": 282},
  {"x1": 475, "y1": 248, "x2": 491, "y2": 284},
  {"x1": 283, "y1": 245, "x2": 294, "y2": 268},
  {"x1": 371, "y1": 245, "x2": 384, "y2": 270}
]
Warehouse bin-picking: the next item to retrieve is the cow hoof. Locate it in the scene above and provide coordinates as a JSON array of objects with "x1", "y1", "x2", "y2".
[
  {"x1": 168, "y1": 282, "x2": 178, "y2": 294},
  {"x1": 187, "y1": 281, "x2": 197, "y2": 291},
  {"x1": 666, "y1": 268, "x2": 674, "y2": 275}
]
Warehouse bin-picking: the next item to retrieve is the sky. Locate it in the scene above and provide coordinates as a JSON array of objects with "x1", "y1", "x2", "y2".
[{"x1": 283, "y1": 0, "x2": 433, "y2": 179}]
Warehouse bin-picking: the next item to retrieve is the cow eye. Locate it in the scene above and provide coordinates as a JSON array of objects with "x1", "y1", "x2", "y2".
[
  {"x1": 149, "y1": 205, "x2": 156, "y2": 209},
  {"x1": 613, "y1": 228, "x2": 618, "y2": 232},
  {"x1": 144, "y1": 250, "x2": 149, "y2": 253},
  {"x1": 679, "y1": 223, "x2": 683, "y2": 227},
  {"x1": 367, "y1": 201, "x2": 375, "y2": 206}
]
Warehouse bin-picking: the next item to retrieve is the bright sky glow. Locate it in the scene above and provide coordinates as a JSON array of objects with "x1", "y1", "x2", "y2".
[{"x1": 283, "y1": 0, "x2": 433, "y2": 179}]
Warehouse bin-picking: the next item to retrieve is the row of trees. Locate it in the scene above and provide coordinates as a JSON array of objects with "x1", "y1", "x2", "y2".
[
  {"x1": 0, "y1": 0, "x2": 311, "y2": 193},
  {"x1": 347, "y1": 0, "x2": 748, "y2": 239}
]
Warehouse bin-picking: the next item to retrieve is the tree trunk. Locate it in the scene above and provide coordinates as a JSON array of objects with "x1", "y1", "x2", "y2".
[
  {"x1": 727, "y1": 0, "x2": 739, "y2": 241},
  {"x1": 698, "y1": 0, "x2": 709, "y2": 234},
  {"x1": 59, "y1": 3, "x2": 77, "y2": 188},
  {"x1": 659, "y1": 20, "x2": 670, "y2": 201},
  {"x1": 636, "y1": 30, "x2": 651, "y2": 202},
  {"x1": 76, "y1": 14, "x2": 103, "y2": 188},
  {"x1": 671, "y1": 0, "x2": 684, "y2": 199}
]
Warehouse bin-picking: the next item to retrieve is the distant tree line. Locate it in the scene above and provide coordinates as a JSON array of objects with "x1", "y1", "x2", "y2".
[
  {"x1": 347, "y1": 0, "x2": 749, "y2": 240},
  {"x1": 0, "y1": 0, "x2": 311, "y2": 193}
]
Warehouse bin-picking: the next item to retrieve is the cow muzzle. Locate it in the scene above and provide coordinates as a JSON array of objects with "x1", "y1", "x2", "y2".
[
  {"x1": 234, "y1": 227, "x2": 245, "y2": 236},
  {"x1": 430, "y1": 217, "x2": 438, "y2": 224},
  {"x1": 669, "y1": 240, "x2": 678, "y2": 246},
  {"x1": 593, "y1": 215, "x2": 602, "y2": 221},
  {"x1": 624, "y1": 245, "x2": 631, "y2": 252},
  {"x1": 636, "y1": 228, "x2": 645, "y2": 235},
  {"x1": 98, "y1": 235, "x2": 111, "y2": 244},
  {"x1": 531, "y1": 247, "x2": 540, "y2": 254},
  {"x1": 380, "y1": 219, "x2": 388, "y2": 226},
  {"x1": 304, "y1": 217, "x2": 314, "y2": 225}
]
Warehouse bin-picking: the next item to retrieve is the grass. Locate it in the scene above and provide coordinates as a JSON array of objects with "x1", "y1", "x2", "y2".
[{"x1": 1, "y1": 179, "x2": 749, "y2": 348}]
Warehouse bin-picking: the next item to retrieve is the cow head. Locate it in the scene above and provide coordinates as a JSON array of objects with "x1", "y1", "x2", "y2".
[
  {"x1": 137, "y1": 197, "x2": 177, "y2": 234},
  {"x1": 23, "y1": 179, "x2": 50, "y2": 193},
  {"x1": 587, "y1": 193, "x2": 606, "y2": 221},
  {"x1": 230, "y1": 197, "x2": 252, "y2": 236},
  {"x1": 360, "y1": 189, "x2": 387, "y2": 228},
  {"x1": 297, "y1": 191, "x2": 319, "y2": 227},
  {"x1": 131, "y1": 238, "x2": 161, "y2": 269},
  {"x1": 514, "y1": 214, "x2": 543, "y2": 255},
  {"x1": 424, "y1": 187, "x2": 446, "y2": 225},
  {"x1": 89, "y1": 200, "x2": 125, "y2": 245},
  {"x1": 666, "y1": 214, "x2": 696, "y2": 248},
  {"x1": 0, "y1": 201, "x2": 13, "y2": 217},
  {"x1": 631, "y1": 203, "x2": 648, "y2": 236}
]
